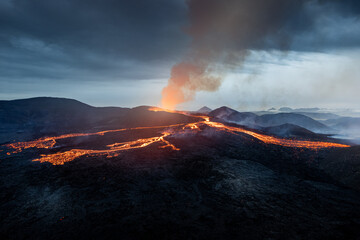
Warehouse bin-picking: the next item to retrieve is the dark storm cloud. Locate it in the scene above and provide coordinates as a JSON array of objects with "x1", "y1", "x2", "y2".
[
  {"x1": 0, "y1": 0, "x2": 188, "y2": 81},
  {"x1": 0, "y1": 0, "x2": 360, "y2": 85},
  {"x1": 185, "y1": 0, "x2": 360, "y2": 53},
  {"x1": 0, "y1": 0, "x2": 189, "y2": 58}
]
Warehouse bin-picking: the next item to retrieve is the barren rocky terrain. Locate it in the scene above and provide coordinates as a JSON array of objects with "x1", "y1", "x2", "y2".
[{"x1": 1, "y1": 98, "x2": 360, "y2": 240}]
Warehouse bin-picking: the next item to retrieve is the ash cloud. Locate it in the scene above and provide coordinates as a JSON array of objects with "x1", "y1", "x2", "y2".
[{"x1": 161, "y1": 0, "x2": 360, "y2": 109}]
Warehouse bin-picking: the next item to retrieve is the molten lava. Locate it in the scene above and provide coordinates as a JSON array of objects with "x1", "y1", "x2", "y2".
[
  {"x1": 31, "y1": 131, "x2": 179, "y2": 165},
  {"x1": 203, "y1": 121, "x2": 349, "y2": 149},
  {"x1": 3, "y1": 107, "x2": 349, "y2": 165}
]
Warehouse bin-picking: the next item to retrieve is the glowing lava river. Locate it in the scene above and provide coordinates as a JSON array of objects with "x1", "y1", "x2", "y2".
[{"x1": 3, "y1": 108, "x2": 350, "y2": 165}]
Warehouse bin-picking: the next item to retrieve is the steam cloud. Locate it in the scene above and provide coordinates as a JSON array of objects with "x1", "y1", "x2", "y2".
[{"x1": 161, "y1": 0, "x2": 360, "y2": 109}]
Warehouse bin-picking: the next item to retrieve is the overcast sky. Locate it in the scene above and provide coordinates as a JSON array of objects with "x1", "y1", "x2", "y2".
[{"x1": 0, "y1": 0, "x2": 360, "y2": 110}]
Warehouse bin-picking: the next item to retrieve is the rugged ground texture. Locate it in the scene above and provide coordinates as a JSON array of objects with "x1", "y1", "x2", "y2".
[
  {"x1": 1, "y1": 131, "x2": 360, "y2": 240},
  {"x1": 1, "y1": 98, "x2": 360, "y2": 239}
]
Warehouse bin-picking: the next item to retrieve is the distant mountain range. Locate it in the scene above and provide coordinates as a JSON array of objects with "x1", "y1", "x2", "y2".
[
  {"x1": 1, "y1": 97, "x2": 359, "y2": 144},
  {"x1": 209, "y1": 106, "x2": 332, "y2": 134},
  {"x1": 279, "y1": 107, "x2": 321, "y2": 112}
]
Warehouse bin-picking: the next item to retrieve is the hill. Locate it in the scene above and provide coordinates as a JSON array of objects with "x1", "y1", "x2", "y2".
[
  {"x1": 0, "y1": 97, "x2": 200, "y2": 143},
  {"x1": 209, "y1": 107, "x2": 332, "y2": 134}
]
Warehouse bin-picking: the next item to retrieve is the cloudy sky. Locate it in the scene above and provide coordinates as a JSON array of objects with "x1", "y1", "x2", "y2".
[{"x1": 0, "y1": 0, "x2": 360, "y2": 110}]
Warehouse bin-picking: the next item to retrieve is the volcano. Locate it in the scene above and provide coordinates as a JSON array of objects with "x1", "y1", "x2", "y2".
[{"x1": 1, "y1": 97, "x2": 360, "y2": 240}]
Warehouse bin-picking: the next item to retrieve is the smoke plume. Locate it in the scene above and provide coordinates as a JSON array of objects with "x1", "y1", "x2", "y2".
[{"x1": 161, "y1": 0, "x2": 358, "y2": 109}]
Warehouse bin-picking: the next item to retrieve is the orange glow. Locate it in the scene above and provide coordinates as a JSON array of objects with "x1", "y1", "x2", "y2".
[
  {"x1": 148, "y1": 107, "x2": 210, "y2": 122},
  {"x1": 4, "y1": 111, "x2": 349, "y2": 165},
  {"x1": 6, "y1": 124, "x2": 184, "y2": 154},
  {"x1": 148, "y1": 107, "x2": 186, "y2": 115},
  {"x1": 203, "y1": 121, "x2": 349, "y2": 149},
  {"x1": 160, "y1": 62, "x2": 221, "y2": 110},
  {"x1": 29, "y1": 131, "x2": 179, "y2": 165},
  {"x1": 161, "y1": 84, "x2": 183, "y2": 110}
]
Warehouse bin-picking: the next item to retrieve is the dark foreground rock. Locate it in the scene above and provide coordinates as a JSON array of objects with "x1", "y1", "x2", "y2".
[{"x1": 1, "y1": 144, "x2": 360, "y2": 240}]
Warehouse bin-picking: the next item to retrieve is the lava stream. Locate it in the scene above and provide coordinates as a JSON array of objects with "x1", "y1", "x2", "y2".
[
  {"x1": 203, "y1": 121, "x2": 350, "y2": 149},
  {"x1": 3, "y1": 108, "x2": 350, "y2": 165},
  {"x1": 31, "y1": 132, "x2": 179, "y2": 165},
  {"x1": 6, "y1": 124, "x2": 184, "y2": 154}
]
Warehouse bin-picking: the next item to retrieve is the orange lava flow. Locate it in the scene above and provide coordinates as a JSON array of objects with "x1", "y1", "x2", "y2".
[
  {"x1": 203, "y1": 121, "x2": 350, "y2": 149},
  {"x1": 5, "y1": 124, "x2": 184, "y2": 154},
  {"x1": 6, "y1": 129, "x2": 127, "y2": 154},
  {"x1": 3, "y1": 108, "x2": 349, "y2": 165},
  {"x1": 32, "y1": 131, "x2": 179, "y2": 165}
]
